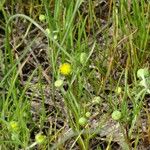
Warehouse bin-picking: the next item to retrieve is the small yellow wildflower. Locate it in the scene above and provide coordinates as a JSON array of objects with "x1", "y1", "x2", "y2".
[
  {"x1": 115, "y1": 87, "x2": 122, "y2": 94},
  {"x1": 59, "y1": 63, "x2": 71, "y2": 75},
  {"x1": 9, "y1": 121, "x2": 19, "y2": 131}
]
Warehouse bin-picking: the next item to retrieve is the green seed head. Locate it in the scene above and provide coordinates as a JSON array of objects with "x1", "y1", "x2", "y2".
[
  {"x1": 80, "y1": 52, "x2": 87, "y2": 65},
  {"x1": 35, "y1": 133, "x2": 46, "y2": 144},
  {"x1": 111, "y1": 110, "x2": 121, "y2": 121},
  {"x1": 78, "y1": 117, "x2": 87, "y2": 126},
  {"x1": 45, "y1": 28, "x2": 50, "y2": 35},
  {"x1": 39, "y1": 14, "x2": 46, "y2": 22},
  {"x1": 85, "y1": 112, "x2": 91, "y2": 118},
  {"x1": 54, "y1": 79, "x2": 63, "y2": 88},
  {"x1": 53, "y1": 34, "x2": 57, "y2": 40}
]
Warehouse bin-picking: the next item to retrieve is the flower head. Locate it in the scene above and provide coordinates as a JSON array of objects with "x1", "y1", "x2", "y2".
[
  {"x1": 59, "y1": 63, "x2": 71, "y2": 75},
  {"x1": 115, "y1": 87, "x2": 122, "y2": 94},
  {"x1": 111, "y1": 110, "x2": 121, "y2": 121},
  {"x1": 35, "y1": 133, "x2": 46, "y2": 144},
  {"x1": 39, "y1": 14, "x2": 46, "y2": 22},
  {"x1": 9, "y1": 121, "x2": 19, "y2": 132},
  {"x1": 85, "y1": 112, "x2": 91, "y2": 118},
  {"x1": 78, "y1": 117, "x2": 87, "y2": 126}
]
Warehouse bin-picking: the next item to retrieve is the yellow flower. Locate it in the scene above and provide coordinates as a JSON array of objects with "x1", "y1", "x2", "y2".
[
  {"x1": 115, "y1": 87, "x2": 122, "y2": 94},
  {"x1": 59, "y1": 63, "x2": 71, "y2": 75},
  {"x1": 9, "y1": 121, "x2": 19, "y2": 131}
]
